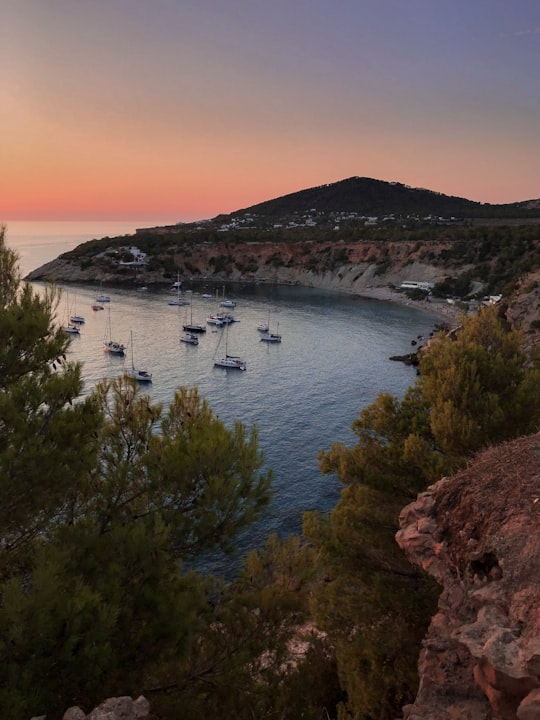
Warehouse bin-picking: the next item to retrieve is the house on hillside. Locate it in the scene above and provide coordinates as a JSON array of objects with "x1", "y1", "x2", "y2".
[{"x1": 118, "y1": 246, "x2": 147, "y2": 266}]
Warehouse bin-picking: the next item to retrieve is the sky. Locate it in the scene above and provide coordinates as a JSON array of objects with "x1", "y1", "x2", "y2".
[{"x1": 2, "y1": 0, "x2": 540, "y2": 222}]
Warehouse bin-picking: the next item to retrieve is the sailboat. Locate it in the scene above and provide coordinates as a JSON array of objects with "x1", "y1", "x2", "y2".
[
  {"x1": 259, "y1": 312, "x2": 282, "y2": 343},
  {"x1": 64, "y1": 321, "x2": 80, "y2": 335},
  {"x1": 128, "y1": 330, "x2": 152, "y2": 382},
  {"x1": 214, "y1": 323, "x2": 246, "y2": 370},
  {"x1": 63, "y1": 292, "x2": 81, "y2": 334},
  {"x1": 103, "y1": 308, "x2": 126, "y2": 355},
  {"x1": 180, "y1": 332, "x2": 199, "y2": 345},
  {"x1": 183, "y1": 298, "x2": 206, "y2": 333},
  {"x1": 168, "y1": 272, "x2": 189, "y2": 306},
  {"x1": 96, "y1": 281, "x2": 111, "y2": 303},
  {"x1": 260, "y1": 323, "x2": 282, "y2": 343},
  {"x1": 69, "y1": 293, "x2": 85, "y2": 324}
]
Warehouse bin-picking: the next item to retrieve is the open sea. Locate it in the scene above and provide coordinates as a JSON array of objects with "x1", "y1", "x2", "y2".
[{"x1": 5, "y1": 221, "x2": 441, "y2": 569}]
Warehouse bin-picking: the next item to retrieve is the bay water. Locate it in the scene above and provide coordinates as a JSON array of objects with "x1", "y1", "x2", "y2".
[{"x1": 5, "y1": 221, "x2": 441, "y2": 567}]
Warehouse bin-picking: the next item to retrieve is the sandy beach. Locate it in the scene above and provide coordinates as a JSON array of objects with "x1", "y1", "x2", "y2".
[{"x1": 356, "y1": 286, "x2": 466, "y2": 326}]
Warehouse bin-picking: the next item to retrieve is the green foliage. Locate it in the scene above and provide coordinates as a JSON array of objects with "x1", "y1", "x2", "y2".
[
  {"x1": 419, "y1": 307, "x2": 540, "y2": 456},
  {"x1": 306, "y1": 304, "x2": 540, "y2": 719},
  {"x1": 151, "y1": 534, "x2": 342, "y2": 720},
  {"x1": 0, "y1": 227, "x2": 287, "y2": 719}
]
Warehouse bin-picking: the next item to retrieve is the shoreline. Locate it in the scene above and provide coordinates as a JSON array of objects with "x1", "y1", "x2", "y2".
[{"x1": 354, "y1": 286, "x2": 465, "y2": 325}]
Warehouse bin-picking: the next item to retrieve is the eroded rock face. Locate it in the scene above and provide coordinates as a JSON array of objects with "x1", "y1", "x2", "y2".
[{"x1": 396, "y1": 433, "x2": 540, "y2": 720}]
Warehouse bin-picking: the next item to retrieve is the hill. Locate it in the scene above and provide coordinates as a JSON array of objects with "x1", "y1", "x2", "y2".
[{"x1": 226, "y1": 176, "x2": 540, "y2": 223}]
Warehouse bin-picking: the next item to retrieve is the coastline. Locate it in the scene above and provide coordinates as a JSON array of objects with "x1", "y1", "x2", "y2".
[{"x1": 354, "y1": 286, "x2": 465, "y2": 325}]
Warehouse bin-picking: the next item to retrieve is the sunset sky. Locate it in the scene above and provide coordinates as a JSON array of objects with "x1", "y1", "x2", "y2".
[{"x1": 2, "y1": 0, "x2": 540, "y2": 222}]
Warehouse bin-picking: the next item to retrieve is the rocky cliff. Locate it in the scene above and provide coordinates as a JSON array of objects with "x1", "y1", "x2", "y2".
[
  {"x1": 26, "y1": 238, "x2": 454, "y2": 291},
  {"x1": 396, "y1": 432, "x2": 540, "y2": 720}
]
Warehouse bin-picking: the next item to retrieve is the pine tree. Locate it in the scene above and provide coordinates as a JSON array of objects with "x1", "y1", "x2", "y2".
[{"x1": 0, "y1": 228, "x2": 274, "y2": 719}]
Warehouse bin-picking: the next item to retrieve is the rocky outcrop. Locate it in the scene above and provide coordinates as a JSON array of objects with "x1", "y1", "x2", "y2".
[
  {"x1": 396, "y1": 432, "x2": 540, "y2": 720},
  {"x1": 504, "y1": 270, "x2": 540, "y2": 346},
  {"x1": 31, "y1": 695, "x2": 151, "y2": 720}
]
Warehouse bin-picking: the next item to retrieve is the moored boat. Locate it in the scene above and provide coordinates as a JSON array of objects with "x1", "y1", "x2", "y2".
[
  {"x1": 260, "y1": 331, "x2": 282, "y2": 343},
  {"x1": 180, "y1": 333, "x2": 199, "y2": 345},
  {"x1": 103, "y1": 309, "x2": 125, "y2": 355},
  {"x1": 214, "y1": 323, "x2": 246, "y2": 370},
  {"x1": 128, "y1": 330, "x2": 152, "y2": 382},
  {"x1": 214, "y1": 355, "x2": 246, "y2": 370}
]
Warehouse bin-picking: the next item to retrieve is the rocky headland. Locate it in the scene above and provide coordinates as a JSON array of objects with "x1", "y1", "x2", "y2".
[{"x1": 396, "y1": 432, "x2": 540, "y2": 720}]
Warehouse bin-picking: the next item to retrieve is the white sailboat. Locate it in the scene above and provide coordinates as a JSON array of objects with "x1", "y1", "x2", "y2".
[
  {"x1": 96, "y1": 281, "x2": 110, "y2": 303},
  {"x1": 69, "y1": 293, "x2": 85, "y2": 324},
  {"x1": 260, "y1": 323, "x2": 282, "y2": 343},
  {"x1": 64, "y1": 322, "x2": 80, "y2": 335},
  {"x1": 63, "y1": 292, "x2": 81, "y2": 334},
  {"x1": 214, "y1": 323, "x2": 246, "y2": 370},
  {"x1": 103, "y1": 308, "x2": 126, "y2": 355},
  {"x1": 259, "y1": 312, "x2": 282, "y2": 343},
  {"x1": 128, "y1": 330, "x2": 152, "y2": 382}
]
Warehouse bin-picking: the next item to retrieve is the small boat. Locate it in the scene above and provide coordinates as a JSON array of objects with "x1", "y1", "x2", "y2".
[
  {"x1": 104, "y1": 339, "x2": 126, "y2": 355},
  {"x1": 92, "y1": 304, "x2": 104, "y2": 311},
  {"x1": 64, "y1": 323, "x2": 80, "y2": 335},
  {"x1": 103, "y1": 308, "x2": 125, "y2": 355},
  {"x1": 220, "y1": 299, "x2": 236, "y2": 308},
  {"x1": 69, "y1": 294, "x2": 85, "y2": 324},
  {"x1": 183, "y1": 302, "x2": 207, "y2": 333},
  {"x1": 96, "y1": 281, "x2": 111, "y2": 303},
  {"x1": 128, "y1": 330, "x2": 152, "y2": 382},
  {"x1": 137, "y1": 286, "x2": 148, "y2": 292},
  {"x1": 168, "y1": 297, "x2": 190, "y2": 306},
  {"x1": 201, "y1": 293, "x2": 214, "y2": 299},
  {"x1": 183, "y1": 322, "x2": 207, "y2": 333},
  {"x1": 207, "y1": 315, "x2": 225, "y2": 327},
  {"x1": 260, "y1": 315, "x2": 282, "y2": 343},
  {"x1": 131, "y1": 368, "x2": 152, "y2": 381},
  {"x1": 214, "y1": 323, "x2": 246, "y2": 371},
  {"x1": 260, "y1": 331, "x2": 282, "y2": 343},
  {"x1": 257, "y1": 321, "x2": 269, "y2": 333},
  {"x1": 217, "y1": 313, "x2": 239, "y2": 323},
  {"x1": 180, "y1": 333, "x2": 199, "y2": 346},
  {"x1": 168, "y1": 272, "x2": 189, "y2": 305},
  {"x1": 214, "y1": 355, "x2": 246, "y2": 370}
]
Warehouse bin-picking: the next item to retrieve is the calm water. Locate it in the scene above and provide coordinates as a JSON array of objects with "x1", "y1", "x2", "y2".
[{"x1": 6, "y1": 222, "x2": 441, "y2": 565}]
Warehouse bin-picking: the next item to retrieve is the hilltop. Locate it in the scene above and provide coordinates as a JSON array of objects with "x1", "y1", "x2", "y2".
[
  {"x1": 230, "y1": 176, "x2": 540, "y2": 223},
  {"x1": 137, "y1": 176, "x2": 540, "y2": 234}
]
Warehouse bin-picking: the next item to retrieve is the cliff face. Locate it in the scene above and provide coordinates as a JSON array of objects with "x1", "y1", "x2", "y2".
[
  {"x1": 27, "y1": 238, "x2": 455, "y2": 290},
  {"x1": 396, "y1": 432, "x2": 540, "y2": 720}
]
